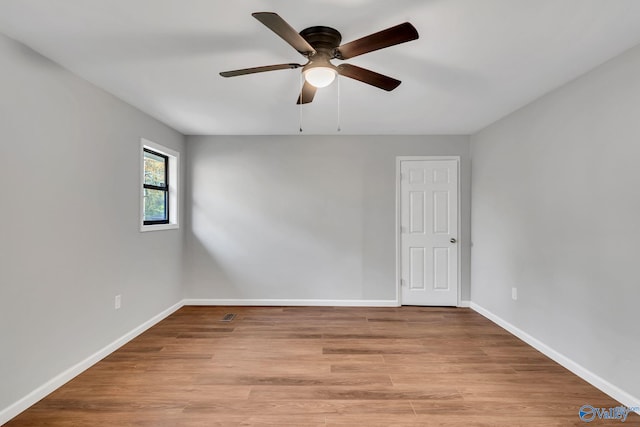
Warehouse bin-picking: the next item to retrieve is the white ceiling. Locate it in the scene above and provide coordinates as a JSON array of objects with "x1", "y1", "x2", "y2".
[{"x1": 1, "y1": 1, "x2": 640, "y2": 135}]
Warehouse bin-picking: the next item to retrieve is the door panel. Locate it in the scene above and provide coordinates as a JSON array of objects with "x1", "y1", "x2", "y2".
[
  {"x1": 433, "y1": 191, "x2": 450, "y2": 234},
  {"x1": 409, "y1": 247, "x2": 426, "y2": 290},
  {"x1": 400, "y1": 159, "x2": 458, "y2": 306},
  {"x1": 409, "y1": 191, "x2": 425, "y2": 233},
  {"x1": 433, "y1": 247, "x2": 450, "y2": 290}
]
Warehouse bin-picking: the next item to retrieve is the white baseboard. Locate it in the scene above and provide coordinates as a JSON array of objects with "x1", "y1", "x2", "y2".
[
  {"x1": 458, "y1": 300, "x2": 471, "y2": 308},
  {"x1": 470, "y1": 302, "x2": 640, "y2": 414},
  {"x1": 183, "y1": 298, "x2": 400, "y2": 307},
  {"x1": 0, "y1": 301, "x2": 184, "y2": 425}
]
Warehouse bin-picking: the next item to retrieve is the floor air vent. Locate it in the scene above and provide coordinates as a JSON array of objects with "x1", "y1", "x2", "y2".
[{"x1": 220, "y1": 313, "x2": 236, "y2": 322}]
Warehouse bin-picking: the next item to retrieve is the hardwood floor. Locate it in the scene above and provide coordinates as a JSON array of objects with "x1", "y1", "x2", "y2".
[{"x1": 6, "y1": 306, "x2": 639, "y2": 426}]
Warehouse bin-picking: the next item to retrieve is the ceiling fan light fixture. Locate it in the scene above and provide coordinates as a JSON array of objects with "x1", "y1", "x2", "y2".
[{"x1": 303, "y1": 66, "x2": 337, "y2": 88}]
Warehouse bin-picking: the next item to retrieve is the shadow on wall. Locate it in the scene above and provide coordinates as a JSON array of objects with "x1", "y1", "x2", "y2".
[{"x1": 184, "y1": 144, "x2": 371, "y2": 300}]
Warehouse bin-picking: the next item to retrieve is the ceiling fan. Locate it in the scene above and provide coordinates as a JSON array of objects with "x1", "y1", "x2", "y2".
[{"x1": 220, "y1": 12, "x2": 419, "y2": 104}]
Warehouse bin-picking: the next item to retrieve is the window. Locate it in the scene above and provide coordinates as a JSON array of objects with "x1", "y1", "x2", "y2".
[
  {"x1": 140, "y1": 139, "x2": 179, "y2": 232},
  {"x1": 143, "y1": 148, "x2": 169, "y2": 224}
]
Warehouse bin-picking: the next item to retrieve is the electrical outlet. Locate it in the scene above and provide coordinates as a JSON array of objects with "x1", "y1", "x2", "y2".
[
  {"x1": 115, "y1": 294, "x2": 122, "y2": 310},
  {"x1": 511, "y1": 287, "x2": 518, "y2": 301}
]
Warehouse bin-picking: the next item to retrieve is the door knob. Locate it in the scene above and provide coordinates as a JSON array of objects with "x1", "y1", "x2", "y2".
[{"x1": 450, "y1": 238, "x2": 457, "y2": 243}]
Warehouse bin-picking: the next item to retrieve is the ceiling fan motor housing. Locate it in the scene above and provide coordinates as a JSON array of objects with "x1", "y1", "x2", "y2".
[
  {"x1": 299, "y1": 26, "x2": 342, "y2": 55},
  {"x1": 299, "y1": 26, "x2": 342, "y2": 79}
]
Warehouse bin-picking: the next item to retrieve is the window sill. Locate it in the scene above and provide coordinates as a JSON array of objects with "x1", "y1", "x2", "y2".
[{"x1": 140, "y1": 223, "x2": 179, "y2": 232}]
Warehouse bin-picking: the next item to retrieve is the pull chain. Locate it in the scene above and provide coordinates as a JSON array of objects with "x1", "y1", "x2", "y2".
[
  {"x1": 337, "y1": 75, "x2": 341, "y2": 132},
  {"x1": 299, "y1": 73, "x2": 303, "y2": 133}
]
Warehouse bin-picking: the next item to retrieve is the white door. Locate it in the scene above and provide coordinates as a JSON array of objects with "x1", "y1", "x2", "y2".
[{"x1": 400, "y1": 159, "x2": 458, "y2": 306}]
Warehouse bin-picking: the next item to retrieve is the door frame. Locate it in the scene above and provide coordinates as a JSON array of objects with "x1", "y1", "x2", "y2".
[{"x1": 395, "y1": 156, "x2": 462, "y2": 307}]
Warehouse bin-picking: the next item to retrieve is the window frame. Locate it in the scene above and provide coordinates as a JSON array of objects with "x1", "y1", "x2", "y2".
[
  {"x1": 143, "y1": 148, "x2": 170, "y2": 225},
  {"x1": 140, "y1": 138, "x2": 179, "y2": 232}
]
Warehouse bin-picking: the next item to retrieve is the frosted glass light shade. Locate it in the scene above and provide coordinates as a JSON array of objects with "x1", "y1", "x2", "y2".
[{"x1": 304, "y1": 66, "x2": 337, "y2": 88}]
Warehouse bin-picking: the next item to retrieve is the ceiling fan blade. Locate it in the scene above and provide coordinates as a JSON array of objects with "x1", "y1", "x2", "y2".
[
  {"x1": 252, "y1": 12, "x2": 316, "y2": 56},
  {"x1": 296, "y1": 81, "x2": 317, "y2": 104},
  {"x1": 337, "y1": 64, "x2": 401, "y2": 91},
  {"x1": 220, "y1": 63, "x2": 302, "y2": 77},
  {"x1": 336, "y1": 22, "x2": 418, "y2": 60}
]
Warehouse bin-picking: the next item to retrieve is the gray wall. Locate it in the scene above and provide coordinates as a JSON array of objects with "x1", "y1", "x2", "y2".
[
  {"x1": 471, "y1": 44, "x2": 640, "y2": 398},
  {"x1": 184, "y1": 135, "x2": 471, "y2": 302},
  {"x1": 0, "y1": 33, "x2": 185, "y2": 410}
]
